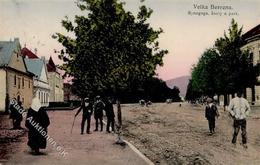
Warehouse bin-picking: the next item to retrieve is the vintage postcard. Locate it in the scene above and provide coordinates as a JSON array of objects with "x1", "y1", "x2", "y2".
[{"x1": 0, "y1": 0, "x2": 260, "y2": 164}]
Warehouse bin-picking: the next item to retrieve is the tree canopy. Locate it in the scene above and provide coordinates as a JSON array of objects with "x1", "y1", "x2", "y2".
[
  {"x1": 186, "y1": 19, "x2": 255, "y2": 101},
  {"x1": 190, "y1": 48, "x2": 221, "y2": 97},
  {"x1": 53, "y1": 0, "x2": 168, "y2": 99}
]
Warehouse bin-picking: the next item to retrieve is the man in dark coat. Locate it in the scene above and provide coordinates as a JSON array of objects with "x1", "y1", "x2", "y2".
[
  {"x1": 5, "y1": 93, "x2": 9, "y2": 114},
  {"x1": 205, "y1": 97, "x2": 219, "y2": 134},
  {"x1": 104, "y1": 97, "x2": 115, "y2": 133},
  {"x1": 14, "y1": 101, "x2": 23, "y2": 129},
  {"x1": 9, "y1": 98, "x2": 19, "y2": 129},
  {"x1": 25, "y1": 97, "x2": 50, "y2": 155},
  {"x1": 93, "y1": 96, "x2": 105, "y2": 132},
  {"x1": 75, "y1": 98, "x2": 93, "y2": 134}
]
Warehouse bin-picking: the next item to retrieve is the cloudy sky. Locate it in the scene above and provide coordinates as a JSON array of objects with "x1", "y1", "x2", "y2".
[{"x1": 1, "y1": 0, "x2": 260, "y2": 80}]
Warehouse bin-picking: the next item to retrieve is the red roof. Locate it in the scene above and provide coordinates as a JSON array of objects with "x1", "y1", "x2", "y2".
[
  {"x1": 21, "y1": 47, "x2": 39, "y2": 59},
  {"x1": 47, "y1": 56, "x2": 56, "y2": 72}
]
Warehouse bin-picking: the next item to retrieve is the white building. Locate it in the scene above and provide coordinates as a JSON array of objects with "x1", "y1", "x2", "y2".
[
  {"x1": 22, "y1": 48, "x2": 50, "y2": 107},
  {"x1": 46, "y1": 57, "x2": 64, "y2": 102},
  {"x1": 241, "y1": 24, "x2": 260, "y2": 105}
]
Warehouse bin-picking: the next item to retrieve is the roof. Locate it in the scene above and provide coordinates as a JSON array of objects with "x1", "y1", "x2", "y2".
[
  {"x1": 21, "y1": 47, "x2": 38, "y2": 59},
  {"x1": 24, "y1": 58, "x2": 44, "y2": 78},
  {"x1": 0, "y1": 38, "x2": 20, "y2": 66},
  {"x1": 243, "y1": 24, "x2": 260, "y2": 41},
  {"x1": 47, "y1": 56, "x2": 56, "y2": 72}
]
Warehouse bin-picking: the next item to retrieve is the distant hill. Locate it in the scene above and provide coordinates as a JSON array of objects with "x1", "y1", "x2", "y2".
[{"x1": 166, "y1": 75, "x2": 191, "y2": 97}]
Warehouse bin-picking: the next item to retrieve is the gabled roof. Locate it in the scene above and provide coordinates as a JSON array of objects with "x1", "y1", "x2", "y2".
[
  {"x1": 243, "y1": 24, "x2": 260, "y2": 41},
  {"x1": 0, "y1": 38, "x2": 20, "y2": 66},
  {"x1": 21, "y1": 47, "x2": 38, "y2": 59},
  {"x1": 24, "y1": 58, "x2": 44, "y2": 78},
  {"x1": 47, "y1": 56, "x2": 56, "y2": 72}
]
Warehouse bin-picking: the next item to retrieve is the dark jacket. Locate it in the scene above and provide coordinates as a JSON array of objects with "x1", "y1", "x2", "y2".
[
  {"x1": 105, "y1": 101, "x2": 115, "y2": 119},
  {"x1": 25, "y1": 107, "x2": 50, "y2": 149},
  {"x1": 82, "y1": 101, "x2": 93, "y2": 117},
  {"x1": 9, "y1": 104, "x2": 21, "y2": 120},
  {"x1": 205, "y1": 104, "x2": 219, "y2": 120},
  {"x1": 94, "y1": 100, "x2": 105, "y2": 118}
]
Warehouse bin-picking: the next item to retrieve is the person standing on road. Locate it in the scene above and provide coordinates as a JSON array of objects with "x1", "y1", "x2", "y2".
[
  {"x1": 93, "y1": 96, "x2": 105, "y2": 132},
  {"x1": 25, "y1": 96, "x2": 50, "y2": 155},
  {"x1": 15, "y1": 101, "x2": 23, "y2": 129},
  {"x1": 75, "y1": 98, "x2": 93, "y2": 134},
  {"x1": 205, "y1": 97, "x2": 219, "y2": 135},
  {"x1": 5, "y1": 93, "x2": 10, "y2": 114},
  {"x1": 228, "y1": 91, "x2": 251, "y2": 148},
  {"x1": 104, "y1": 97, "x2": 115, "y2": 133},
  {"x1": 9, "y1": 98, "x2": 20, "y2": 129}
]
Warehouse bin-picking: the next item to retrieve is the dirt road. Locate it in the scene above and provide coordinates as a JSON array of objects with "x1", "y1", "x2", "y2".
[{"x1": 122, "y1": 103, "x2": 260, "y2": 165}]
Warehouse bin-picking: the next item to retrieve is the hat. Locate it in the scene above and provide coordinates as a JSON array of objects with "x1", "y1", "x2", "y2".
[{"x1": 206, "y1": 97, "x2": 213, "y2": 103}]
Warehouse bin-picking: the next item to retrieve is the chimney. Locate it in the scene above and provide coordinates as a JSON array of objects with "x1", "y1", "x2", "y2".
[
  {"x1": 14, "y1": 38, "x2": 19, "y2": 43},
  {"x1": 41, "y1": 56, "x2": 46, "y2": 61},
  {"x1": 34, "y1": 48, "x2": 37, "y2": 55}
]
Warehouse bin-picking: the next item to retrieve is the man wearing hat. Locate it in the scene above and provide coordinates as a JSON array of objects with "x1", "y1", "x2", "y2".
[
  {"x1": 93, "y1": 96, "x2": 105, "y2": 131},
  {"x1": 205, "y1": 97, "x2": 219, "y2": 135},
  {"x1": 75, "y1": 97, "x2": 93, "y2": 134}
]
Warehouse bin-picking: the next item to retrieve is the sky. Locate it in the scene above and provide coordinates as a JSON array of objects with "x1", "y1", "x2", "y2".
[{"x1": 0, "y1": 0, "x2": 260, "y2": 81}]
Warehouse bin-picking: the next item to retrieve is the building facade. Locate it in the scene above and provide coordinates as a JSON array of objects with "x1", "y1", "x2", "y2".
[
  {"x1": 22, "y1": 47, "x2": 50, "y2": 107},
  {"x1": 46, "y1": 57, "x2": 64, "y2": 102},
  {"x1": 241, "y1": 24, "x2": 260, "y2": 105},
  {"x1": 0, "y1": 38, "x2": 33, "y2": 112}
]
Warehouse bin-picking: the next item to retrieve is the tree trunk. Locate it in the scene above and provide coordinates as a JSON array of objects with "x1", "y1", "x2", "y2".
[
  {"x1": 252, "y1": 85, "x2": 255, "y2": 105},
  {"x1": 115, "y1": 98, "x2": 125, "y2": 145},
  {"x1": 117, "y1": 99, "x2": 122, "y2": 127}
]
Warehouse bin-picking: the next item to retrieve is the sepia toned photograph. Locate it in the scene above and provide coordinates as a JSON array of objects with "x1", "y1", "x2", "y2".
[{"x1": 0, "y1": 0, "x2": 260, "y2": 164}]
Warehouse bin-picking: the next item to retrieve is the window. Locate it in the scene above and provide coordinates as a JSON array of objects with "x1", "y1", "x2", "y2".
[
  {"x1": 41, "y1": 92, "x2": 43, "y2": 103},
  {"x1": 22, "y1": 77, "x2": 24, "y2": 88},
  {"x1": 22, "y1": 98, "x2": 24, "y2": 104},
  {"x1": 29, "y1": 80, "x2": 31, "y2": 88},
  {"x1": 259, "y1": 50, "x2": 260, "y2": 61},
  {"x1": 18, "y1": 78, "x2": 20, "y2": 89},
  {"x1": 14, "y1": 75, "x2": 16, "y2": 86}
]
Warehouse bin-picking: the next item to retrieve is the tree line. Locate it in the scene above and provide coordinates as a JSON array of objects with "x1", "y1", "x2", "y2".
[{"x1": 186, "y1": 19, "x2": 257, "y2": 104}]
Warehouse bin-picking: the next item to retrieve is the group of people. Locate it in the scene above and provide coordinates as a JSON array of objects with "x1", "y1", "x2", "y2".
[
  {"x1": 5, "y1": 90, "x2": 251, "y2": 155},
  {"x1": 6, "y1": 94, "x2": 114, "y2": 155},
  {"x1": 75, "y1": 96, "x2": 115, "y2": 134},
  {"x1": 7, "y1": 96, "x2": 50, "y2": 155},
  {"x1": 205, "y1": 90, "x2": 251, "y2": 148}
]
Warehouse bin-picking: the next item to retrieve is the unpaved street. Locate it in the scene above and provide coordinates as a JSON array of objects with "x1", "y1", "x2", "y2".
[
  {"x1": 2, "y1": 110, "x2": 147, "y2": 165},
  {"x1": 122, "y1": 103, "x2": 260, "y2": 165}
]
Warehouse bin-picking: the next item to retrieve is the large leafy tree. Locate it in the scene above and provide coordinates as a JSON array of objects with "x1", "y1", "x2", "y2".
[
  {"x1": 53, "y1": 0, "x2": 168, "y2": 131},
  {"x1": 187, "y1": 19, "x2": 255, "y2": 102},
  {"x1": 53, "y1": 0, "x2": 167, "y2": 98},
  {"x1": 187, "y1": 48, "x2": 221, "y2": 99},
  {"x1": 185, "y1": 79, "x2": 200, "y2": 102},
  {"x1": 214, "y1": 18, "x2": 254, "y2": 95}
]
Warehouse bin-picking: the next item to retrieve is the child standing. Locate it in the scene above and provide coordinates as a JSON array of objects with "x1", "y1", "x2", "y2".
[{"x1": 205, "y1": 97, "x2": 219, "y2": 134}]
